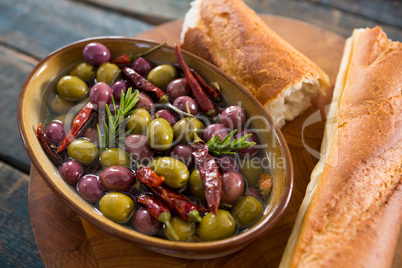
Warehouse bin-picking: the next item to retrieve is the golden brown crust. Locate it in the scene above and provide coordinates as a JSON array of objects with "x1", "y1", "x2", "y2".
[
  {"x1": 288, "y1": 27, "x2": 402, "y2": 268},
  {"x1": 180, "y1": 0, "x2": 330, "y2": 105}
]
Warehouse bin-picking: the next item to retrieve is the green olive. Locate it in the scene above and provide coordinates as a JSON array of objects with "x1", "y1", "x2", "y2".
[
  {"x1": 239, "y1": 157, "x2": 263, "y2": 188},
  {"x1": 126, "y1": 108, "x2": 152, "y2": 134},
  {"x1": 96, "y1": 62, "x2": 121, "y2": 85},
  {"x1": 99, "y1": 192, "x2": 135, "y2": 223},
  {"x1": 50, "y1": 95, "x2": 76, "y2": 115},
  {"x1": 147, "y1": 64, "x2": 178, "y2": 89},
  {"x1": 69, "y1": 62, "x2": 95, "y2": 82},
  {"x1": 173, "y1": 118, "x2": 205, "y2": 143},
  {"x1": 146, "y1": 118, "x2": 173, "y2": 151},
  {"x1": 198, "y1": 210, "x2": 236, "y2": 241},
  {"x1": 57, "y1": 75, "x2": 89, "y2": 101},
  {"x1": 100, "y1": 147, "x2": 130, "y2": 168},
  {"x1": 189, "y1": 169, "x2": 205, "y2": 199},
  {"x1": 231, "y1": 196, "x2": 263, "y2": 228},
  {"x1": 67, "y1": 138, "x2": 99, "y2": 166},
  {"x1": 149, "y1": 157, "x2": 189, "y2": 189},
  {"x1": 165, "y1": 216, "x2": 196, "y2": 241}
]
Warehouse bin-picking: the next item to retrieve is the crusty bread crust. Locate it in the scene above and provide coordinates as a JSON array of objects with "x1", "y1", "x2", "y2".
[
  {"x1": 280, "y1": 27, "x2": 402, "y2": 268},
  {"x1": 180, "y1": 0, "x2": 330, "y2": 127}
]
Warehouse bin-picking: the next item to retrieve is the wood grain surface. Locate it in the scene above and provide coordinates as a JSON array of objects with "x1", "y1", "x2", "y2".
[
  {"x1": 29, "y1": 15, "x2": 401, "y2": 267},
  {"x1": 0, "y1": 161, "x2": 42, "y2": 266},
  {"x1": 83, "y1": 0, "x2": 402, "y2": 40}
]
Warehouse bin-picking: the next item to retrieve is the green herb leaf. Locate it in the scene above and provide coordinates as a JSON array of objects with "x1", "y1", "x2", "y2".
[
  {"x1": 206, "y1": 129, "x2": 256, "y2": 155},
  {"x1": 97, "y1": 89, "x2": 139, "y2": 150}
]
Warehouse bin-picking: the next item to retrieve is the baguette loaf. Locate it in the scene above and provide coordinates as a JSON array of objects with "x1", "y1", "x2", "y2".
[
  {"x1": 180, "y1": 0, "x2": 330, "y2": 127},
  {"x1": 280, "y1": 27, "x2": 402, "y2": 268}
]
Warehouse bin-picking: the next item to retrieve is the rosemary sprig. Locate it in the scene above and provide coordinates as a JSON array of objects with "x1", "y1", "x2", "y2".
[
  {"x1": 206, "y1": 129, "x2": 256, "y2": 155},
  {"x1": 97, "y1": 87, "x2": 139, "y2": 152}
]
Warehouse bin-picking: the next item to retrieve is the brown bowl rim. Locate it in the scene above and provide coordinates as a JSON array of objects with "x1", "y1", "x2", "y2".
[{"x1": 18, "y1": 36, "x2": 293, "y2": 255}]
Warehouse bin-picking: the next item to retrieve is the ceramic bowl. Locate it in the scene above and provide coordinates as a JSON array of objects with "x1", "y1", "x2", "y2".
[{"x1": 18, "y1": 37, "x2": 293, "y2": 259}]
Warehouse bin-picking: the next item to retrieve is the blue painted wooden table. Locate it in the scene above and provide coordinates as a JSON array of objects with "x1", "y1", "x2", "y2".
[{"x1": 0, "y1": 0, "x2": 400, "y2": 267}]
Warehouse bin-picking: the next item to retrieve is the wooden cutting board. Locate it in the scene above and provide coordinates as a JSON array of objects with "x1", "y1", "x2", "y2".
[{"x1": 28, "y1": 15, "x2": 401, "y2": 267}]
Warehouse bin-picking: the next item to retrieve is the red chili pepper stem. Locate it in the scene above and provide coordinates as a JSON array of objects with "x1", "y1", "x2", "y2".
[
  {"x1": 136, "y1": 193, "x2": 179, "y2": 241},
  {"x1": 158, "y1": 212, "x2": 179, "y2": 241},
  {"x1": 56, "y1": 102, "x2": 94, "y2": 153},
  {"x1": 174, "y1": 44, "x2": 216, "y2": 117},
  {"x1": 187, "y1": 210, "x2": 202, "y2": 223},
  {"x1": 164, "y1": 102, "x2": 193, "y2": 118}
]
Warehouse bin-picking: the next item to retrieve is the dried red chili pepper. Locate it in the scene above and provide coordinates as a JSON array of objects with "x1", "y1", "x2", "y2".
[
  {"x1": 172, "y1": 62, "x2": 223, "y2": 103},
  {"x1": 191, "y1": 69, "x2": 223, "y2": 103},
  {"x1": 36, "y1": 123, "x2": 63, "y2": 166},
  {"x1": 150, "y1": 185, "x2": 201, "y2": 223},
  {"x1": 191, "y1": 140, "x2": 222, "y2": 216},
  {"x1": 121, "y1": 67, "x2": 169, "y2": 104},
  {"x1": 174, "y1": 45, "x2": 216, "y2": 117},
  {"x1": 136, "y1": 193, "x2": 179, "y2": 241},
  {"x1": 110, "y1": 54, "x2": 134, "y2": 66},
  {"x1": 110, "y1": 42, "x2": 167, "y2": 67},
  {"x1": 56, "y1": 102, "x2": 94, "y2": 153},
  {"x1": 136, "y1": 166, "x2": 165, "y2": 187}
]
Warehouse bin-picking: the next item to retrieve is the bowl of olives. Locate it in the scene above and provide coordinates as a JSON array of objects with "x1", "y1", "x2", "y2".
[{"x1": 18, "y1": 37, "x2": 293, "y2": 259}]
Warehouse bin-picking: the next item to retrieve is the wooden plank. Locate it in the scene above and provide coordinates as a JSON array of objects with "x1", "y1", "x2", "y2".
[
  {"x1": 0, "y1": 0, "x2": 153, "y2": 59},
  {"x1": 0, "y1": 161, "x2": 43, "y2": 267},
  {"x1": 29, "y1": 167, "x2": 98, "y2": 267},
  {"x1": 82, "y1": 0, "x2": 192, "y2": 25},
  {"x1": 311, "y1": 0, "x2": 402, "y2": 28},
  {"x1": 87, "y1": 0, "x2": 402, "y2": 41},
  {"x1": 82, "y1": 0, "x2": 260, "y2": 25},
  {"x1": 0, "y1": 46, "x2": 37, "y2": 173},
  {"x1": 256, "y1": 0, "x2": 402, "y2": 41}
]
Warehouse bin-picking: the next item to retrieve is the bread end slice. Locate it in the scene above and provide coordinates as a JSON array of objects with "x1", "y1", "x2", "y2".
[{"x1": 180, "y1": 0, "x2": 330, "y2": 128}]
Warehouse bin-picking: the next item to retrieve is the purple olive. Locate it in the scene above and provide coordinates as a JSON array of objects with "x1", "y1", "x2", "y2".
[
  {"x1": 124, "y1": 134, "x2": 154, "y2": 162},
  {"x1": 221, "y1": 171, "x2": 245, "y2": 204},
  {"x1": 154, "y1": 109, "x2": 177, "y2": 126},
  {"x1": 216, "y1": 156, "x2": 241, "y2": 173},
  {"x1": 60, "y1": 160, "x2": 83, "y2": 184},
  {"x1": 89, "y1": 82, "x2": 112, "y2": 109},
  {"x1": 81, "y1": 127, "x2": 99, "y2": 143},
  {"x1": 44, "y1": 121, "x2": 66, "y2": 145},
  {"x1": 219, "y1": 105, "x2": 247, "y2": 130},
  {"x1": 169, "y1": 144, "x2": 193, "y2": 167},
  {"x1": 131, "y1": 57, "x2": 153, "y2": 77},
  {"x1": 132, "y1": 208, "x2": 162, "y2": 235},
  {"x1": 76, "y1": 174, "x2": 104, "y2": 203},
  {"x1": 82, "y1": 42, "x2": 111, "y2": 66},
  {"x1": 99, "y1": 166, "x2": 136, "y2": 192},
  {"x1": 202, "y1": 123, "x2": 229, "y2": 143},
  {"x1": 173, "y1": 96, "x2": 199, "y2": 115},
  {"x1": 166, "y1": 78, "x2": 191, "y2": 99},
  {"x1": 234, "y1": 130, "x2": 259, "y2": 158},
  {"x1": 133, "y1": 92, "x2": 155, "y2": 112},
  {"x1": 111, "y1": 80, "x2": 129, "y2": 102}
]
